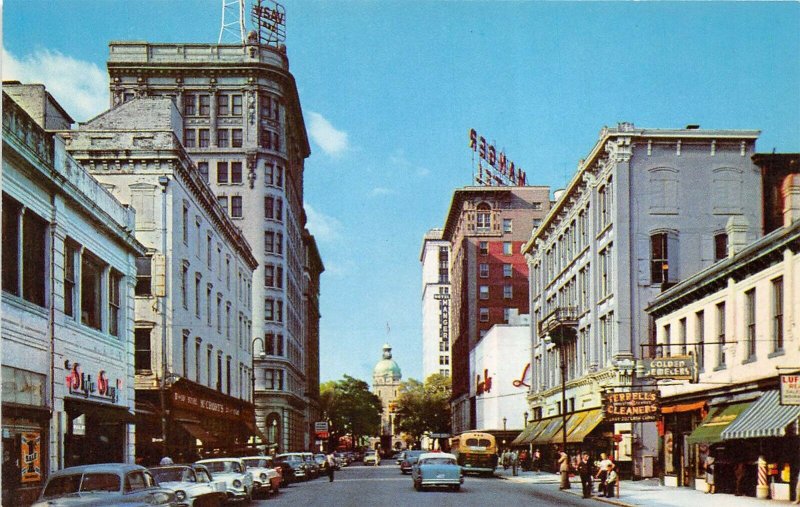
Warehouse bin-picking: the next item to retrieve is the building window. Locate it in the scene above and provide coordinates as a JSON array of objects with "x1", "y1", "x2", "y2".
[
  {"x1": 81, "y1": 252, "x2": 103, "y2": 330},
  {"x1": 276, "y1": 300, "x2": 283, "y2": 323},
  {"x1": 195, "y1": 340, "x2": 202, "y2": 383},
  {"x1": 217, "y1": 196, "x2": 228, "y2": 214},
  {"x1": 476, "y1": 203, "x2": 491, "y2": 232},
  {"x1": 135, "y1": 255, "x2": 152, "y2": 296},
  {"x1": 198, "y1": 129, "x2": 210, "y2": 148},
  {"x1": 230, "y1": 196, "x2": 243, "y2": 218},
  {"x1": 216, "y1": 353, "x2": 222, "y2": 391},
  {"x1": 599, "y1": 245, "x2": 612, "y2": 298},
  {"x1": 109, "y1": 271, "x2": 122, "y2": 337},
  {"x1": 194, "y1": 273, "x2": 202, "y2": 317},
  {"x1": 503, "y1": 218, "x2": 512, "y2": 233},
  {"x1": 479, "y1": 286, "x2": 489, "y2": 300},
  {"x1": 745, "y1": 288, "x2": 756, "y2": 360},
  {"x1": 276, "y1": 233, "x2": 283, "y2": 255},
  {"x1": 503, "y1": 285, "x2": 512, "y2": 299},
  {"x1": 184, "y1": 129, "x2": 196, "y2": 148},
  {"x1": 479, "y1": 241, "x2": 488, "y2": 255},
  {"x1": 64, "y1": 242, "x2": 77, "y2": 317},
  {"x1": 772, "y1": 277, "x2": 784, "y2": 352},
  {"x1": 275, "y1": 198, "x2": 283, "y2": 222},
  {"x1": 503, "y1": 242, "x2": 513, "y2": 255},
  {"x1": 479, "y1": 308, "x2": 489, "y2": 322},
  {"x1": 135, "y1": 329, "x2": 151, "y2": 372},
  {"x1": 182, "y1": 332, "x2": 189, "y2": 377},
  {"x1": 198, "y1": 162, "x2": 209, "y2": 182},
  {"x1": 265, "y1": 298, "x2": 275, "y2": 321},
  {"x1": 275, "y1": 165, "x2": 283, "y2": 187},
  {"x1": 3, "y1": 198, "x2": 48, "y2": 307},
  {"x1": 217, "y1": 129, "x2": 229, "y2": 148},
  {"x1": 216, "y1": 294, "x2": 222, "y2": 332},
  {"x1": 232, "y1": 129, "x2": 243, "y2": 148},
  {"x1": 650, "y1": 233, "x2": 669, "y2": 283},
  {"x1": 265, "y1": 164, "x2": 275, "y2": 185},
  {"x1": 717, "y1": 302, "x2": 726, "y2": 367},
  {"x1": 439, "y1": 356, "x2": 450, "y2": 365},
  {"x1": 184, "y1": 94, "x2": 196, "y2": 116},
  {"x1": 714, "y1": 233, "x2": 728, "y2": 261},
  {"x1": 226, "y1": 356, "x2": 232, "y2": 394},
  {"x1": 265, "y1": 264, "x2": 275, "y2": 287},
  {"x1": 276, "y1": 334, "x2": 284, "y2": 356},
  {"x1": 265, "y1": 332, "x2": 275, "y2": 355},
  {"x1": 182, "y1": 203, "x2": 189, "y2": 244},
  {"x1": 261, "y1": 128, "x2": 273, "y2": 149},
  {"x1": 678, "y1": 317, "x2": 687, "y2": 356},
  {"x1": 662, "y1": 324, "x2": 671, "y2": 358},
  {"x1": 696, "y1": 310, "x2": 705, "y2": 371},
  {"x1": 503, "y1": 308, "x2": 510, "y2": 323},
  {"x1": 232, "y1": 95, "x2": 242, "y2": 115},
  {"x1": 207, "y1": 284, "x2": 213, "y2": 326},
  {"x1": 265, "y1": 231, "x2": 274, "y2": 252},
  {"x1": 199, "y1": 94, "x2": 210, "y2": 116},
  {"x1": 207, "y1": 234, "x2": 213, "y2": 268},
  {"x1": 231, "y1": 162, "x2": 242, "y2": 183},
  {"x1": 217, "y1": 162, "x2": 229, "y2": 184},
  {"x1": 2, "y1": 195, "x2": 22, "y2": 297},
  {"x1": 218, "y1": 95, "x2": 229, "y2": 116},
  {"x1": 265, "y1": 369, "x2": 284, "y2": 390},
  {"x1": 276, "y1": 266, "x2": 283, "y2": 289},
  {"x1": 264, "y1": 196, "x2": 274, "y2": 219},
  {"x1": 207, "y1": 347, "x2": 213, "y2": 388},
  {"x1": 503, "y1": 263, "x2": 513, "y2": 278},
  {"x1": 479, "y1": 263, "x2": 489, "y2": 278}
]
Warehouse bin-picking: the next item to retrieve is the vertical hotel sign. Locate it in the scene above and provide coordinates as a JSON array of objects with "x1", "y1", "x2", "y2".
[
  {"x1": 780, "y1": 375, "x2": 800, "y2": 405},
  {"x1": 469, "y1": 129, "x2": 527, "y2": 186}
]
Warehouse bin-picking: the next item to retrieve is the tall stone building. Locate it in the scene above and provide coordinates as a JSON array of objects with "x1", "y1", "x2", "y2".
[
  {"x1": 104, "y1": 38, "x2": 316, "y2": 452},
  {"x1": 441, "y1": 186, "x2": 551, "y2": 434},
  {"x1": 420, "y1": 228, "x2": 451, "y2": 380},
  {"x1": 372, "y1": 344, "x2": 402, "y2": 443}
]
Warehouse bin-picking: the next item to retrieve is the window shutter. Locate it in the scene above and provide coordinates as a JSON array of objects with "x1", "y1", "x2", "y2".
[
  {"x1": 667, "y1": 233, "x2": 680, "y2": 283},
  {"x1": 153, "y1": 254, "x2": 167, "y2": 297}
]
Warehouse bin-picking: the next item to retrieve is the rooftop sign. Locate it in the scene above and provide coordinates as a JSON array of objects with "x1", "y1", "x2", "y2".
[
  {"x1": 251, "y1": 0, "x2": 286, "y2": 46},
  {"x1": 469, "y1": 128, "x2": 527, "y2": 186}
]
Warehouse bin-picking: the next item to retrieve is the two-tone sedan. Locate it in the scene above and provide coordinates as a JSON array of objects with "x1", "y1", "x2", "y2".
[
  {"x1": 240, "y1": 457, "x2": 281, "y2": 497},
  {"x1": 32, "y1": 463, "x2": 176, "y2": 506},
  {"x1": 148, "y1": 465, "x2": 226, "y2": 507},
  {"x1": 411, "y1": 452, "x2": 464, "y2": 492},
  {"x1": 195, "y1": 458, "x2": 253, "y2": 503}
]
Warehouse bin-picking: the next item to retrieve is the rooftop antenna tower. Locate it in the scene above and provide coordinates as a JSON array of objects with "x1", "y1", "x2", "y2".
[{"x1": 219, "y1": 0, "x2": 246, "y2": 44}]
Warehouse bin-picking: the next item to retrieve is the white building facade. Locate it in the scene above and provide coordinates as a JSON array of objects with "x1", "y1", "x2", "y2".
[
  {"x1": 522, "y1": 123, "x2": 763, "y2": 478},
  {"x1": 420, "y1": 228, "x2": 451, "y2": 379},
  {"x1": 64, "y1": 97, "x2": 259, "y2": 462},
  {"x1": 2, "y1": 89, "x2": 145, "y2": 504}
]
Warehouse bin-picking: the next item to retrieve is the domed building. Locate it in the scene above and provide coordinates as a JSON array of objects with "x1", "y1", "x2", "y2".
[{"x1": 372, "y1": 344, "x2": 402, "y2": 446}]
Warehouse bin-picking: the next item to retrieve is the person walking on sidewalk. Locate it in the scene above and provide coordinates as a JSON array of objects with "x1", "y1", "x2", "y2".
[
  {"x1": 558, "y1": 451, "x2": 571, "y2": 490},
  {"x1": 532, "y1": 448, "x2": 542, "y2": 473},
  {"x1": 705, "y1": 456, "x2": 716, "y2": 494},
  {"x1": 605, "y1": 464, "x2": 618, "y2": 498},
  {"x1": 578, "y1": 452, "x2": 593, "y2": 499},
  {"x1": 595, "y1": 452, "x2": 612, "y2": 497},
  {"x1": 511, "y1": 450, "x2": 519, "y2": 476}
]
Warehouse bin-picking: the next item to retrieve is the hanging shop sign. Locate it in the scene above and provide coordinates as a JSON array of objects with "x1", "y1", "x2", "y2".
[
  {"x1": 20, "y1": 432, "x2": 42, "y2": 483},
  {"x1": 469, "y1": 129, "x2": 527, "y2": 186},
  {"x1": 638, "y1": 356, "x2": 696, "y2": 381},
  {"x1": 64, "y1": 360, "x2": 122, "y2": 403},
  {"x1": 780, "y1": 375, "x2": 800, "y2": 406},
  {"x1": 603, "y1": 390, "x2": 661, "y2": 423}
]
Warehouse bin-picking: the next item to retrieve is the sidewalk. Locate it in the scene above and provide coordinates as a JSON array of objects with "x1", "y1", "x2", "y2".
[{"x1": 494, "y1": 467, "x2": 796, "y2": 507}]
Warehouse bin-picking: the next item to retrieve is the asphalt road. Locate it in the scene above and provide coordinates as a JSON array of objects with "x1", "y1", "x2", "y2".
[{"x1": 252, "y1": 462, "x2": 590, "y2": 507}]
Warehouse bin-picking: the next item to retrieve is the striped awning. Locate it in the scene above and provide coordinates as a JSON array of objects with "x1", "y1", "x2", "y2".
[
  {"x1": 511, "y1": 421, "x2": 541, "y2": 446},
  {"x1": 721, "y1": 390, "x2": 800, "y2": 440}
]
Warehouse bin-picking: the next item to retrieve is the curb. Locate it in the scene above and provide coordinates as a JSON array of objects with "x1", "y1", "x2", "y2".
[{"x1": 562, "y1": 488, "x2": 635, "y2": 507}]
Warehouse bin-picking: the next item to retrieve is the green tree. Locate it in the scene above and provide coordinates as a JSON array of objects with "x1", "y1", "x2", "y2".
[
  {"x1": 394, "y1": 373, "x2": 451, "y2": 445},
  {"x1": 319, "y1": 375, "x2": 382, "y2": 450}
]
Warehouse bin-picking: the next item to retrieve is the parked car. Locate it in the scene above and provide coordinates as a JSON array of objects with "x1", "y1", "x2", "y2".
[
  {"x1": 400, "y1": 450, "x2": 426, "y2": 474},
  {"x1": 301, "y1": 452, "x2": 320, "y2": 479},
  {"x1": 363, "y1": 450, "x2": 381, "y2": 466},
  {"x1": 412, "y1": 452, "x2": 464, "y2": 492},
  {"x1": 32, "y1": 463, "x2": 176, "y2": 507},
  {"x1": 394, "y1": 451, "x2": 406, "y2": 465},
  {"x1": 274, "y1": 453, "x2": 307, "y2": 483},
  {"x1": 195, "y1": 458, "x2": 253, "y2": 503},
  {"x1": 148, "y1": 465, "x2": 226, "y2": 507},
  {"x1": 240, "y1": 457, "x2": 281, "y2": 496},
  {"x1": 333, "y1": 452, "x2": 350, "y2": 467}
]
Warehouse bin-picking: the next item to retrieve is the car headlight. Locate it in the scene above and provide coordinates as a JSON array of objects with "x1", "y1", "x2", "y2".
[
  {"x1": 233, "y1": 479, "x2": 242, "y2": 488},
  {"x1": 175, "y1": 490, "x2": 186, "y2": 501},
  {"x1": 260, "y1": 473, "x2": 267, "y2": 481}
]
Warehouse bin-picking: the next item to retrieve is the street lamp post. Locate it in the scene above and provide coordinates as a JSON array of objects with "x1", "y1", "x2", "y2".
[{"x1": 503, "y1": 417, "x2": 507, "y2": 431}]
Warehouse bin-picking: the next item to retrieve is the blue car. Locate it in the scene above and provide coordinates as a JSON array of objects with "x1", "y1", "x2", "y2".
[{"x1": 411, "y1": 452, "x2": 464, "y2": 492}]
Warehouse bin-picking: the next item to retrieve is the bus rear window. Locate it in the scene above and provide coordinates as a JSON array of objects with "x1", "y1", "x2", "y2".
[
  {"x1": 478, "y1": 439, "x2": 492, "y2": 447},
  {"x1": 466, "y1": 438, "x2": 478, "y2": 446}
]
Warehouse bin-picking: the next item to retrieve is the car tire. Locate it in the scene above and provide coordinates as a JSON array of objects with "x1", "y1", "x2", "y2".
[
  {"x1": 414, "y1": 480, "x2": 421, "y2": 491},
  {"x1": 453, "y1": 485, "x2": 461, "y2": 492}
]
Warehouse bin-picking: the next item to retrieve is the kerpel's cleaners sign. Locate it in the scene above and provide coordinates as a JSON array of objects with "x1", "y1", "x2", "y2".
[
  {"x1": 603, "y1": 390, "x2": 661, "y2": 423},
  {"x1": 780, "y1": 375, "x2": 800, "y2": 405}
]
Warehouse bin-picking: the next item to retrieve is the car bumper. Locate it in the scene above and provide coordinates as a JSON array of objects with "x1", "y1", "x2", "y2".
[{"x1": 421, "y1": 478, "x2": 464, "y2": 486}]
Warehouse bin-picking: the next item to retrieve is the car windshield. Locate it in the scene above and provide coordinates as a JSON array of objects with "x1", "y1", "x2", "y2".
[
  {"x1": 421, "y1": 457, "x2": 457, "y2": 465},
  {"x1": 42, "y1": 475, "x2": 82, "y2": 498},
  {"x1": 150, "y1": 468, "x2": 185, "y2": 483},
  {"x1": 275, "y1": 455, "x2": 301, "y2": 463},
  {"x1": 243, "y1": 459, "x2": 268, "y2": 468},
  {"x1": 202, "y1": 461, "x2": 241, "y2": 473}
]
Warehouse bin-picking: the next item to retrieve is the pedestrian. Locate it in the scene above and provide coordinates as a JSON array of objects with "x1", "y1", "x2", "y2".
[
  {"x1": 326, "y1": 451, "x2": 336, "y2": 482},
  {"x1": 578, "y1": 452, "x2": 593, "y2": 498},
  {"x1": 605, "y1": 464, "x2": 618, "y2": 498},
  {"x1": 595, "y1": 452, "x2": 612, "y2": 497},
  {"x1": 519, "y1": 449, "x2": 528, "y2": 471},
  {"x1": 159, "y1": 456, "x2": 174, "y2": 466},
  {"x1": 735, "y1": 462, "x2": 746, "y2": 496},
  {"x1": 558, "y1": 451, "x2": 571, "y2": 490},
  {"x1": 511, "y1": 450, "x2": 519, "y2": 476},
  {"x1": 533, "y1": 448, "x2": 542, "y2": 473},
  {"x1": 705, "y1": 456, "x2": 716, "y2": 494},
  {"x1": 794, "y1": 466, "x2": 800, "y2": 504},
  {"x1": 502, "y1": 450, "x2": 510, "y2": 470}
]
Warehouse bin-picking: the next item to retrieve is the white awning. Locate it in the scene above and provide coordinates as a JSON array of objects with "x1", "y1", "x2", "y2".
[{"x1": 721, "y1": 390, "x2": 800, "y2": 440}]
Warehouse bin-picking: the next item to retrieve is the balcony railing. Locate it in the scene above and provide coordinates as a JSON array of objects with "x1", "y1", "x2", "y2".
[{"x1": 538, "y1": 306, "x2": 579, "y2": 344}]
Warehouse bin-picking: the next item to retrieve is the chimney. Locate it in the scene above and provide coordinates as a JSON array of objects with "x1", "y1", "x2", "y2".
[
  {"x1": 781, "y1": 173, "x2": 800, "y2": 227},
  {"x1": 726, "y1": 215, "x2": 750, "y2": 257}
]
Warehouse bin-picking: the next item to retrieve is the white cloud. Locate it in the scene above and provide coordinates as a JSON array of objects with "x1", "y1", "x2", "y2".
[
  {"x1": 3, "y1": 49, "x2": 108, "y2": 122},
  {"x1": 307, "y1": 111, "x2": 349, "y2": 157},
  {"x1": 304, "y1": 203, "x2": 343, "y2": 244},
  {"x1": 369, "y1": 187, "x2": 393, "y2": 197}
]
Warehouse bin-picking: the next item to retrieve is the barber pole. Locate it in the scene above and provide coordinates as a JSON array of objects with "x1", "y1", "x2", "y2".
[{"x1": 757, "y1": 456, "x2": 768, "y2": 499}]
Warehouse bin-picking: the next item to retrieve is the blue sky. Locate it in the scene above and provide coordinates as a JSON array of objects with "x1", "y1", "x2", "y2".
[{"x1": 4, "y1": 1, "x2": 800, "y2": 384}]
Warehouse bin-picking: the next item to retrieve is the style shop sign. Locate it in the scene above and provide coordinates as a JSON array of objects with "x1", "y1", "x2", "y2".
[{"x1": 64, "y1": 360, "x2": 122, "y2": 403}]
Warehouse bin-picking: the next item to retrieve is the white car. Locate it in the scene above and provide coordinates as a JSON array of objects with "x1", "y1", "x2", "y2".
[
  {"x1": 363, "y1": 450, "x2": 381, "y2": 466},
  {"x1": 240, "y1": 457, "x2": 281, "y2": 497},
  {"x1": 149, "y1": 465, "x2": 226, "y2": 507},
  {"x1": 195, "y1": 458, "x2": 253, "y2": 503}
]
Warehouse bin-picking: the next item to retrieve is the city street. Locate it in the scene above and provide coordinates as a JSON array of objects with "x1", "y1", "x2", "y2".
[{"x1": 257, "y1": 463, "x2": 587, "y2": 507}]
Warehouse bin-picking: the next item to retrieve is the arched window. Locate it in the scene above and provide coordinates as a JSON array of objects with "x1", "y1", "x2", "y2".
[{"x1": 476, "y1": 202, "x2": 491, "y2": 232}]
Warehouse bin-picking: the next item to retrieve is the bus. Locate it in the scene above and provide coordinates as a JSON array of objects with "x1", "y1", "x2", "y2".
[{"x1": 449, "y1": 431, "x2": 498, "y2": 475}]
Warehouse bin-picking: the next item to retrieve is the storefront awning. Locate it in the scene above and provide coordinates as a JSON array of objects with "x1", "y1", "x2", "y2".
[
  {"x1": 243, "y1": 419, "x2": 268, "y2": 443},
  {"x1": 566, "y1": 409, "x2": 604, "y2": 443},
  {"x1": 511, "y1": 421, "x2": 539, "y2": 446},
  {"x1": 685, "y1": 401, "x2": 752, "y2": 445},
  {"x1": 662, "y1": 400, "x2": 707, "y2": 414},
  {"x1": 721, "y1": 390, "x2": 800, "y2": 440},
  {"x1": 531, "y1": 417, "x2": 563, "y2": 445},
  {"x1": 179, "y1": 422, "x2": 220, "y2": 447},
  {"x1": 66, "y1": 398, "x2": 136, "y2": 424},
  {"x1": 519, "y1": 419, "x2": 548, "y2": 444}
]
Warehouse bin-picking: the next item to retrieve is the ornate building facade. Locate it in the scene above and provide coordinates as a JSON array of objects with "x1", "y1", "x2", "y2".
[{"x1": 372, "y1": 344, "x2": 402, "y2": 442}]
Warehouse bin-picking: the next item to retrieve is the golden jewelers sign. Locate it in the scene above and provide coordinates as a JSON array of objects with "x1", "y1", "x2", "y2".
[
  {"x1": 603, "y1": 390, "x2": 661, "y2": 423},
  {"x1": 638, "y1": 356, "x2": 695, "y2": 381}
]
